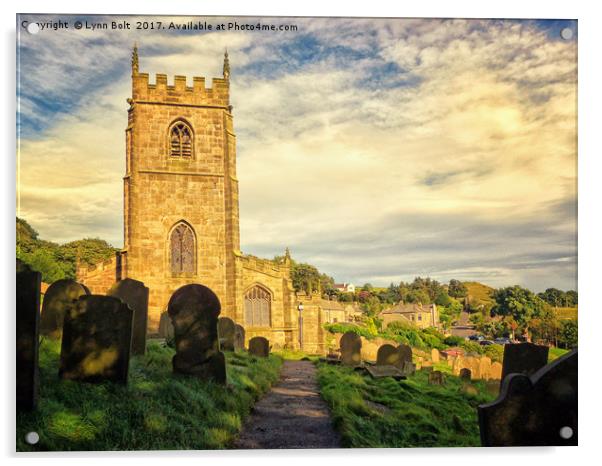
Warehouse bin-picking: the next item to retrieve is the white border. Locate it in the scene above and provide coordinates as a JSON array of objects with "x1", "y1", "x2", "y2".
[{"x1": 3, "y1": 1, "x2": 601, "y2": 465}]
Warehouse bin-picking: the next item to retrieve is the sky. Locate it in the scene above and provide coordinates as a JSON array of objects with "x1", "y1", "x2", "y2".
[{"x1": 16, "y1": 15, "x2": 578, "y2": 292}]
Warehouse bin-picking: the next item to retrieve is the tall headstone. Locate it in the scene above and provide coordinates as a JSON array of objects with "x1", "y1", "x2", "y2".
[
  {"x1": 398, "y1": 344, "x2": 412, "y2": 368},
  {"x1": 248, "y1": 336, "x2": 270, "y2": 357},
  {"x1": 501, "y1": 343, "x2": 549, "y2": 383},
  {"x1": 108, "y1": 278, "x2": 149, "y2": 355},
  {"x1": 16, "y1": 260, "x2": 41, "y2": 411},
  {"x1": 218, "y1": 317, "x2": 236, "y2": 352},
  {"x1": 490, "y1": 362, "x2": 503, "y2": 380},
  {"x1": 40, "y1": 279, "x2": 89, "y2": 338},
  {"x1": 479, "y1": 349, "x2": 578, "y2": 446},
  {"x1": 431, "y1": 348, "x2": 440, "y2": 363},
  {"x1": 59, "y1": 295, "x2": 133, "y2": 383},
  {"x1": 479, "y1": 356, "x2": 492, "y2": 381},
  {"x1": 234, "y1": 324, "x2": 245, "y2": 350},
  {"x1": 158, "y1": 311, "x2": 174, "y2": 339},
  {"x1": 340, "y1": 332, "x2": 362, "y2": 366},
  {"x1": 376, "y1": 344, "x2": 400, "y2": 367},
  {"x1": 167, "y1": 284, "x2": 226, "y2": 383}
]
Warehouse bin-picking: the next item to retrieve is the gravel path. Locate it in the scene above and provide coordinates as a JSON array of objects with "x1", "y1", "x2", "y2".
[{"x1": 234, "y1": 360, "x2": 341, "y2": 449}]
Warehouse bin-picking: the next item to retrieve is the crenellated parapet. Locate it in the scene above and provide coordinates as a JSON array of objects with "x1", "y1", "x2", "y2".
[
  {"x1": 132, "y1": 73, "x2": 230, "y2": 107},
  {"x1": 240, "y1": 254, "x2": 290, "y2": 277}
]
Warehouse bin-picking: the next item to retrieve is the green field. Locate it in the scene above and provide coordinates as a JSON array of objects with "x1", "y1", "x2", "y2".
[
  {"x1": 317, "y1": 361, "x2": 497, "y2": 448},
  {"x1": 17, "y1": 339, "x2": 282, "y2": 451}
]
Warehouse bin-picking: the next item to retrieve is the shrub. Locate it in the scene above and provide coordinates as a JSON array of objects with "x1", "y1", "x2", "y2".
[
  {"x1": 443, "y1": 335, "x2": 464, "y2": 346},
  {"x1": 323, "y1": 323, "x2": 377, "y2": 339},
  {"x1": 482, "y1": 344, "x2": 504, "y2": 362}
]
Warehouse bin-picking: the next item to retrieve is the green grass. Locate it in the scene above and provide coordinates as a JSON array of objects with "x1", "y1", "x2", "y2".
[
  {"x1": 317, "y1": 362, "x2": 497, "y2": 448},
  {"x1": 549, "y1": 347, "x2": 569, "y2": 361},
  {"x1": 17, "y1": 338, "x2": 282, "y2": 451}
]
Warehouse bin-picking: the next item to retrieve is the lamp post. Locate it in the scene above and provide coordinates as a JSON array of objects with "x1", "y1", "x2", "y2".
[{"x1": 298, "y1": 302, "x2": 304, "y2": 350}]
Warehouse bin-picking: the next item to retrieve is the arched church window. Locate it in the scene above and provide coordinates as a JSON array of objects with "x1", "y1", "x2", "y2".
[
  {"x1": 169, "y1": 222, "x2": 195, "y2": 275},
  {"x1": 169, "y1": 121, "x2": 193, "y2": 158},
  {"x1": 244, "y1": 286, "x2": 271, "y2": 327}
]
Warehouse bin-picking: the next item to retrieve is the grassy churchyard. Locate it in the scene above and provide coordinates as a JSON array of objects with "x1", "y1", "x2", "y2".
[
  {"x1": 17, "y1": 339, "x2": 282, "y2": 451},
  {"x1": 317, "y1": 361, "x2": 496, "y2": 448}
]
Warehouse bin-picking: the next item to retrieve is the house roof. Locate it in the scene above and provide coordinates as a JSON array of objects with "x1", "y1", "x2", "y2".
[{"x1": 381, "y1": 302, "x2": 433, "y2": 315}]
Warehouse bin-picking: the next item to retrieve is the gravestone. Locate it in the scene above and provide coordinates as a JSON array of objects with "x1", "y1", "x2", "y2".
[
  {"x1": 365, "y1": 365, "x2": 406, "y2": 381},
  {"x1": 158, "y1": 311, "x2": 174, "y2": 339},
  {"x1": 401, "y1": 360, "x2": 416, "y2": 376},
  {"x1": 16, "y1": 260, "x2": 41, "y2": 411},
  {"x1": 398, "y1": 344, "x2": 412, "y2": 367},
  {"x1": 501, "y1": 343, "x2": 549, "y2": 384},
  {"x1": 428, "y1": 370, "x2": 445, "y2": 385},
  {"x1": 218, "y1": 317, "x2": 236, "y2": 352},
  {"x1": 340, "y1": 332, "x2": 362, "y2": 366},
  {"x1": 431, "y1": 348, "x2": 440, "y2": 363},
  {"x1": 167, "y1": 284, "x2": 226, "y2": 383},
  {"x1": 248, "y1": 336, "x2": 270, "y2": 357},
  {"x1": 479, "y1": 349, "x2": 578, "y2": 446},
  {"x1": 490, "y1": 362, "x2": 503, "y2": 380},
  {"x1": 459, "y1": 368, "x2": 472, "y2": 380},
  {"x1": 59, "y1": 295, "x2": 133, "y2": 383},
  {"x1": 479, "y1": 356, "x2": 492, "y2": 381},
  {"x1": 466, "y1": 356, "x2": 481, "y2": 379},
  {"x1": 447, "y1": 355, "x2": 456, "y2": 367},
  {"x1": 108, "y1": 278, "x2": 149, "y2": 355},
  {"x1": 452, "y1": 356, "x2": 465, "y2": 376},
  {"x1": 234, "y1": 324, "x2": 245, "y2": 350},
  {"x1": 376, "y1": 344, "x2": 400, "y2": 367},
  {"x1": 40, "y1": 279, "x2": 89, "y2": 338}
]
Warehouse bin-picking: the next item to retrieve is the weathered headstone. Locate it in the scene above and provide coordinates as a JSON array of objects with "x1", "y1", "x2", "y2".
[
  {"x1": 340, "y1": 331, "x2": 362, "y2": 366},
  {"x1": 466, "y1": 356, "x2": 481, "y2": 379},
  {"x1": 167, "y1": 284, "x2": 226, "y2": 383},
  {"x1": 158, "y1": 311, "x2": 174, "y2": 339},
  {"x1": 59, "y1": 295, "x2": 133, "y2": 383},
  {"x1": 376, "y1": 344, "x2": 400, "y2": 367},
  {"x1": 428, "y1": 370, "x2": 445, "y2": 385},
  {"x1": 452, "y1": 356, "x2": 465, "y2": 376},
  {"x1": 248, "y1": 336, "x2": 270, "y2": 357},
  {"x1": 398, "y1": 344, "x2": 412, "y2": 369},
  {"x1": 234, "y1": 324, "x2": 245, "y2": 350},
  {"x1": 479, "y1": 349, "x2": 578, "y2": 446},
  {"x1": 40, "y1": 279, "x2": 89, "y2": 338},
  {"x1": 459, "y1": 368, "x2": 472, "y2": 380},
  {"x1": 479, "y1": 356, "x2": 492, "y2": 381},
  {"x1": 108, "y1": 278, "x2": 149, "y2": 355},
  {"x1": 16, "y1": 260, "x2": 41, "y2": 411},
  {"x1": 365, "y1": 365, "x2": 406, "y2": 381},
  {"x1": 431, "y1": 348, "x2": 440, "y2": 363},
  {"x1": 401, "y1": 360, "x2": 416, "y2": 376},
  {"x1": 490, "y1": 362, "x2": 503, "y2": 380},
  {"x1": 218, "y1": 317, "x2": 236, "y2": 352},
  {"x1": 501, "y1": 343, "x2": 549, "y2": 383}
]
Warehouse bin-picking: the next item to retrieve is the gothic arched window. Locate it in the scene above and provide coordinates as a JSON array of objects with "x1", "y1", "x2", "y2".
[
  {"x1": 169, "y1": 121, "x2": 193, "y2": 158},
  {"x1": 169, "y1": 222, "x2": 195, "y2": 275},
  {"x1": 244, "y1": 285, "x2": 271, "y2": 327}
]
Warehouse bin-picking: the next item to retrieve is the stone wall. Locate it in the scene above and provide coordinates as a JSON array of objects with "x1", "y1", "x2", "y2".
[{"x1": 76, "y1": 254, "x2": 122, "y2": 295}]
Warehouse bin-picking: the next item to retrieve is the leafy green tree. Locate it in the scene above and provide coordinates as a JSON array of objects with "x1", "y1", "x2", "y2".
[
  {"x1": 558, "y1": 320, "x2": 578, "y2": 348},
  {"x1": 491, "y1": 285, "x2": 547, "y2": 341},
  {"x1": 448, "y1": 279, "x2": 468, "y2": 298},
  {"x1": 565, "y1": 290, "x2": 578, "y2": 306},
  {"x1": 538, "y1": 288, "x2": 565, "y2": 307},
  {"x1": 434, "y1": 291, "x2": 452, "y2": 307}
]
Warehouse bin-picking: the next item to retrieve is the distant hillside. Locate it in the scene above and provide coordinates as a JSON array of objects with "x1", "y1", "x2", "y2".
[
  {"x1": 463, "y1": 281, "x2": 495, "y2": 313},
  {"x1": 553, "y1": 307, "x2": 578, "y2": 320}
]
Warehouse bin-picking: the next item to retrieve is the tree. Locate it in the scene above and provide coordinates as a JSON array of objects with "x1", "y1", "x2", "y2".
[
  {"x1": 538, "y1": 288, "x2": 565, "y2": 307},
  {"x1": 491, "y1": 285, "x2": 547, "y2": 341},
  {"x1": 434, "y1": 291, "x2": 452, "y2": 307},
  {"x1": 558, "y1": 320, "x2": 578, "y2": 348},
  {"x1": 448, "y1": 279, "x2": 468, "y2": 298},
  {"x1": 565, "y1": 290, "x2": 578, "y2": 306}
]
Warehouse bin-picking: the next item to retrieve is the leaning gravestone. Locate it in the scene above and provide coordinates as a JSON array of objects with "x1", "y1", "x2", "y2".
[
  {"x1": 340, "y1": 332, "x2": 362, "y2": 366},
  {"x1": 167, "y1": 284, "x2": 226, "y2": 383},
  {"x1": 248, "y1": 336, "x2": 270, "y2": 357},
  {"x1": 376, "y1": 344, "x2": 400, "y2": 367},
  {"x1": 501, "y1": 343, "x2": 549, "y2": 384},
  {"x1": 234, "y1": 324, "x2": 245, "y2": 350},
  {"x1": 59, "y1": 295, "x2": 133, "y2": 383},
  {"x1": 479, "y1": 349, "x2": 577, "y2": 446},
  {"x1": 218, "y1": 317, "x2": 236, "y2": 352},
  {"x1": 16, "y1": 260, "x2": 41, "y2": 411},
  {"x1": 158, "y1": 311, "x2": 174, "y2": 339},
  {"x1": 40, "y1": 279, "x2": 89, "y2": 338},
  {"x1": 428, "y1": 370, "x2": 445, "y2": 385},
  {"x1": 108, "y1": 278, "x2": 149, "y2": 355}
]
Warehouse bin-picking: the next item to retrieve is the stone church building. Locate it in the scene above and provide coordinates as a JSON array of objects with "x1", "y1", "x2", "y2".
[{"x1": 76, "y1": 46, "x2": 338, "y2": 353}]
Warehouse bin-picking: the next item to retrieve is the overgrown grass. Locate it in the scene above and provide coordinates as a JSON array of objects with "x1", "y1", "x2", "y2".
[
  {"x1": 317, "y1": 362, "x2": 497, "y2": 448},
  {"x1": 17, "y1": 338, "x2": 282, "y2": 451},
  {"x1": 549, "y1": 346, "x2": 569, "y2": 361}
]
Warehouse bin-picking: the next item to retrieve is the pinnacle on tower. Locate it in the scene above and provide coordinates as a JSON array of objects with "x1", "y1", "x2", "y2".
[
  {"x1": 131, "y1": 42, "x2": 139, "y2": 75},
  {"x1": 223, "y1": 49, "x2": 230, "y2": 80}
]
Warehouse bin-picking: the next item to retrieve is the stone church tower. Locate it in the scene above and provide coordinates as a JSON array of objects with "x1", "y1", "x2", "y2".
[{"x1": 77, "y1": 46, "x2": 331, "y2": 353}]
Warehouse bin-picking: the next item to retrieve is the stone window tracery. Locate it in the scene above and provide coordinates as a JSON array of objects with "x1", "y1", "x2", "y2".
[
  {"x1": 244, "y1": 286, "x2": 271, "y2": 327},
  {"x1": 170, "y1": 222, "x2": 195, "y2": 275},
  {"x1": 169, "y1": 121, "x2": 193, "y2": 158}
]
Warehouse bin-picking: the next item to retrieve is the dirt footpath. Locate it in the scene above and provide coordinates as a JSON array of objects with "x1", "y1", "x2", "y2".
[{"x1": 234, "y1": 360, "x2": 341, "y2": 449}]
